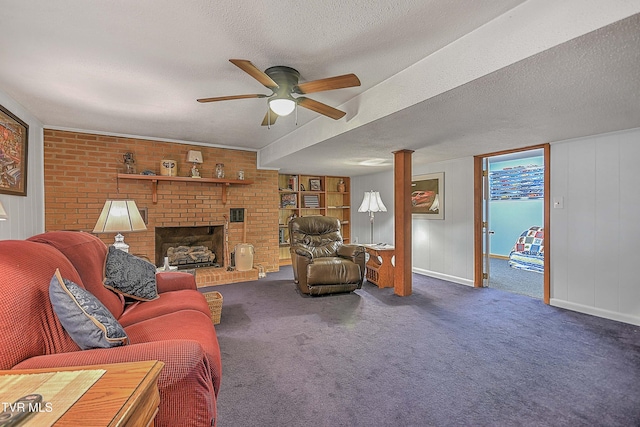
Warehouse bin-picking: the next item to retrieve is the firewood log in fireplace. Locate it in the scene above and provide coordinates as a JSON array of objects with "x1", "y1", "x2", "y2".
[{"x1": 167, "y1": 245, "x2": 216, "y2": 266}]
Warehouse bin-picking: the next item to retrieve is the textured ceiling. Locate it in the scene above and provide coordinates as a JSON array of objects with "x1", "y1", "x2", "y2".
[{"x1": 1, "y1": 1, "x2": 639, "y2": 176}]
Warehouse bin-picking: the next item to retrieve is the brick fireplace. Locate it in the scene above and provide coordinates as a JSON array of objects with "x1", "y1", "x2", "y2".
[
  {"x1": 42, "y1": 129, "x2": 281, "y2": 286},
  {"x1": 155, "y1": 225, "x2": 224, "y2": 269}
]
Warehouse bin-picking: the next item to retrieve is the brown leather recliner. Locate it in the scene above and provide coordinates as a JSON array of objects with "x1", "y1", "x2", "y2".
[{"x1": 288, "y1": 216, "x2": 365, "y2": 295}]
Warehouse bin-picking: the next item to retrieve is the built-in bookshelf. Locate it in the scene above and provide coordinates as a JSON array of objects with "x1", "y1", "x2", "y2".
[{"x1": 278, "y1": 174, "x2": 351, "y2": 264}]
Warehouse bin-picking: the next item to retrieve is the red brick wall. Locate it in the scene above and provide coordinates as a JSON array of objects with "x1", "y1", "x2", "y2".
[{"x1": 43, "y1": 130, "x2": 280, "y2": 272}]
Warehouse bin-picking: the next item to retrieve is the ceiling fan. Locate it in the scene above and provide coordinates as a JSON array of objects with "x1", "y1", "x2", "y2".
[{"x1": 197, "y1": 59, "x2": 361, "y2": 126}]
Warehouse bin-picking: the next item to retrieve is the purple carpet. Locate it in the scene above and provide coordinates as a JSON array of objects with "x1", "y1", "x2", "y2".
[{"x1": 202, "y1": 266, "x2": 640, "y2": 426}]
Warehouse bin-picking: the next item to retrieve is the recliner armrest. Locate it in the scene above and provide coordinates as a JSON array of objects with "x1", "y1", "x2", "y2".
[
  {"x1": 293, "y1": 247, "x2": 314, "y2": 259},
  {"x1": 337, "y1": 244, "x2": 365, "y2": 259}
]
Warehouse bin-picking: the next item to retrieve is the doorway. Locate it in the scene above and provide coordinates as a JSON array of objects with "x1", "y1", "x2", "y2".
[{"x1": 473, "y1": 144, "x2": 550, "y2": 303}]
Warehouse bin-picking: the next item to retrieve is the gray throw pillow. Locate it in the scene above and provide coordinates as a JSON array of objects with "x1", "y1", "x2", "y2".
[
  {"x1": 104, "y1": 246, "x2": 159, "y2": 301},
  {"x1": 49, "y1": 269, "x2": 128, "y2": 350}
]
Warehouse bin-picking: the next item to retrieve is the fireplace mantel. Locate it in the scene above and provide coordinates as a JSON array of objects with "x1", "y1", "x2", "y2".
[{"x1": 117, "y1": 174, "x2": 253, "y2": 204}]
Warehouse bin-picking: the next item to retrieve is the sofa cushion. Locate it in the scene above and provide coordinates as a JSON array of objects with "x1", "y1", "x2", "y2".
[
  {"x1": 104, "y1": 246, "x2": 159, "y2": 301},
  {"x1": 50, "y1": 269, "x2": 128, "y2": 350},
  {"x1": 124, "y1": 310, "x2": 222, "y2": 396},
  {"x1": 28, "y1": 231, "x2": 125, "y2": 319},
  {"x1": 118, "y1": 290, "x2": 211, "y2": 327}
]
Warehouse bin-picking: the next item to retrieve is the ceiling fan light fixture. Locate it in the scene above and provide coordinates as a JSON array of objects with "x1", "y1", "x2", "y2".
[{"x1": 269, "y1": 97, "x2": 296, "y2": 116}]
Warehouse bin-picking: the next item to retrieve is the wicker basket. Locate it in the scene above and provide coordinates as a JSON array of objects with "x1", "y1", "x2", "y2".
[{"x1": 203, "y1": 291, "x2": 223, "y2": 325}]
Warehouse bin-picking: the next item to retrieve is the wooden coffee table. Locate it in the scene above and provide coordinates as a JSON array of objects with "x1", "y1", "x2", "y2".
[{"x1": 2, "y1": 360, "x2": 164, "y2": 426}]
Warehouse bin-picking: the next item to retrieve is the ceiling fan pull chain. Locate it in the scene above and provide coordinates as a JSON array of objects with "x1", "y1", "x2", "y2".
[{"x1": 295, "y1": 102, "x2": 298, "y2": 126}]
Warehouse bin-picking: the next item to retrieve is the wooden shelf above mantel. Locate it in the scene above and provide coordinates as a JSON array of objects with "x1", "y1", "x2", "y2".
[{"x1": 117, "y1": 173, "x2": 253, "y2": 204}]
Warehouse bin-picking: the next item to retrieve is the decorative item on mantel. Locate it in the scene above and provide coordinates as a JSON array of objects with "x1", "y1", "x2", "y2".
[
  {"x1": 215, "y1": 163, "x2": 225, "y2": 178},
  {"x1": 238, "y1": 170, "x2": 245, "y2": 180},
  {"x1": 160, "y1": 159, "x2": 177, "y2": 176},
  {"x1": 187, "y1": 150, "x2": 203, "y2": 178},
  {"x1": 123, "y1": 152, "x2": 136, "y2": 174},
  {"x1": 337, "y1": 179, "x2": 346, "y2": 192}
]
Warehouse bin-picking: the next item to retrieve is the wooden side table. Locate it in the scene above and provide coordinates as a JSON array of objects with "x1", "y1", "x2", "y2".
[
  {"x1": 363, "y1": 244, "x2": 395, "y2": 288},
  {"x1": 2, "y1": 360, "x2": 164, "y2": 426}
]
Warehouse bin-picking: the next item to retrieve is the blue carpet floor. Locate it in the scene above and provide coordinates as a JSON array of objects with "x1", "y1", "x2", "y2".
[
  {"x1": 205, "y1": 267, "x2": 640, "y2": 426},
  {"x1": 488, "y1": 257, "x2": 543, "y2": 299}
]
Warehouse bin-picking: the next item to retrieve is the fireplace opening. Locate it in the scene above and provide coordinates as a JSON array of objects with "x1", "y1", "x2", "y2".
[{"x1": 155, "y1": 225, "x2": 224, "y2": 269}]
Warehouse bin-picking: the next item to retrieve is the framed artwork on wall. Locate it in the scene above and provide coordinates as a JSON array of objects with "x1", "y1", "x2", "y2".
[
  {"x1": 411, "y1": 172, "x2": 444, "y2": 219},
  {"x1": 309, "y1": 178, "x2": 321, "y2": 191},
  {"x1": 0, "y1": 104, "x2": 29, "y2": 196}
]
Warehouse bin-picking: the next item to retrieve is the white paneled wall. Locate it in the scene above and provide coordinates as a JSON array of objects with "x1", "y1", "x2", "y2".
[
  {"x1": 551, "y1": 128, "x2": 640, "y2": 325},
  {"x1": 351, "y1": 172, "x2": 395, "y2": 245},
  {"x1": 0, "y1": 90, "x2": 45, "y2": 240},
  {"x1": 351, "y1": 156, "x2": 475, "y2": 286},
  {"x1": 352, "y1": 129, "x2": 639, "y2": 326},
  {"x1": 412, "y1": 158, "x2": 475, "y2": 285}
]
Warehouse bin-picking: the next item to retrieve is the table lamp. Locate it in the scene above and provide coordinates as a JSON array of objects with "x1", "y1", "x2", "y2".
[
  {"x1": 187, "y1": 150, "x2": 203, "y2": 178},
  {"x1": 0, "y1": 201, "x2": 7, "y2": 221},
  {"x1": 92, "y1": 200, "x2": 147, "y2": 252},
  {"x1": 358, "y1": 190, "x2": 387, "y2": 244}
]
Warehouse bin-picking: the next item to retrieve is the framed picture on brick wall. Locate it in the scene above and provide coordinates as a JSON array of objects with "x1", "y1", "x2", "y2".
[{"x1": 0, "y1": 104, "x2": 29, "y2": 196}]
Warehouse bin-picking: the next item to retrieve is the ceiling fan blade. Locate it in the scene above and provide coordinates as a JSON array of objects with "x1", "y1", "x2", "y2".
[
  {"x1": 261, "y1": 111, "x2": 279, "y2": 126},
  {"x1": 297, "y1": 97, "x2": 346, "y2": 120},
  {"x1": 229, "y1": 59, "x2": 279, "y2": 89},
  {"x1": 197, "y1": 94, "x2": 267, "y2": 103},
  {"x1": 294, "y1": 74, "x2": 361, "y2": 94}
]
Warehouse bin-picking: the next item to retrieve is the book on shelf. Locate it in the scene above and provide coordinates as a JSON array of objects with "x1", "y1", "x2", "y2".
[
  {"x1": 280, "y1": 193, "x2": 297, "y2": 208},
  {"x1": 303, "y1": 194, "x2": 320, "y2": 208},
  {"x1": 288, "y1": 175, "x2": 298, "y2": 191}
]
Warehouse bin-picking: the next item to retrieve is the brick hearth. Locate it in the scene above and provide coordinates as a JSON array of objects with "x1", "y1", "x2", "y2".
[{"x1": 195, "y1": 266, "x2": 259, "y2": 287}]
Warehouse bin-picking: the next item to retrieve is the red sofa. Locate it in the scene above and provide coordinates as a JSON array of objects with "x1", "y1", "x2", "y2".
[{"x1": 0, "y1": 231, "x2": 221, "y2": 427}]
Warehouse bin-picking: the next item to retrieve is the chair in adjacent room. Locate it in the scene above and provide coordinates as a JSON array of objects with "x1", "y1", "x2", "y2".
[{"x1": 288, "y1": 216, "x2": 365, "y2": 295}]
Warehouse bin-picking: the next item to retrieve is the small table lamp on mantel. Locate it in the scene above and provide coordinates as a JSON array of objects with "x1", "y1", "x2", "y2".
[
  {"x1": 187, "y1": 150, "x2": 203, "y2": 178},
  {"x1": 92, "y1": 200, "x2": 147, "y2": 252}
]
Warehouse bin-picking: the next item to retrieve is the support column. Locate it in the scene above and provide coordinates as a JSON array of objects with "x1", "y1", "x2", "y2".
[{"x1": 393, "y1": 149, "x2": 413, "y2": 296}]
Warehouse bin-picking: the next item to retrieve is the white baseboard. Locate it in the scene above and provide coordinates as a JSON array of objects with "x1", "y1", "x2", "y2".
[
  {"x1": 412, "y1": 268, "x2": 474, "y2": 287},
  {"x1": 550, "y1": 299, "x2": 640, "y2": 326},
  {"x1": 411, "y1": 268, "x2": 639, "y2": 326}
]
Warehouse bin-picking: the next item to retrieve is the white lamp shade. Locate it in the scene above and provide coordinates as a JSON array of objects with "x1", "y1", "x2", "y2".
[
  {"x1": 92, "y1": 200, "x2": 147, "y2": 233},
  {"x1": 0, "y1": 201, "x2": 7, "y2": 220},
  {"x1": 269, "y1": 98, "x2": 296, "y2": 116},
  {"x1": 187, "y1": 150, "x2": 203, "y2": 163},
  {"x1": 358, "y1": 191, "x2": 387, "y2": 213},
  {"x1": 357, "y1": 192, "x2": 371, "y2": 212}
]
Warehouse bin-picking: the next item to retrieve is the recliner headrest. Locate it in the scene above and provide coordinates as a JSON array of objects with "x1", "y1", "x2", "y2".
[{"x1": 289, "y1": 216, "x2": 340, "y2": 235}]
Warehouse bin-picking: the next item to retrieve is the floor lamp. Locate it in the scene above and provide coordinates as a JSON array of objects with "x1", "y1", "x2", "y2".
[{"x1": 358, "y1": 190, "x2": 387, "y2": 244}]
